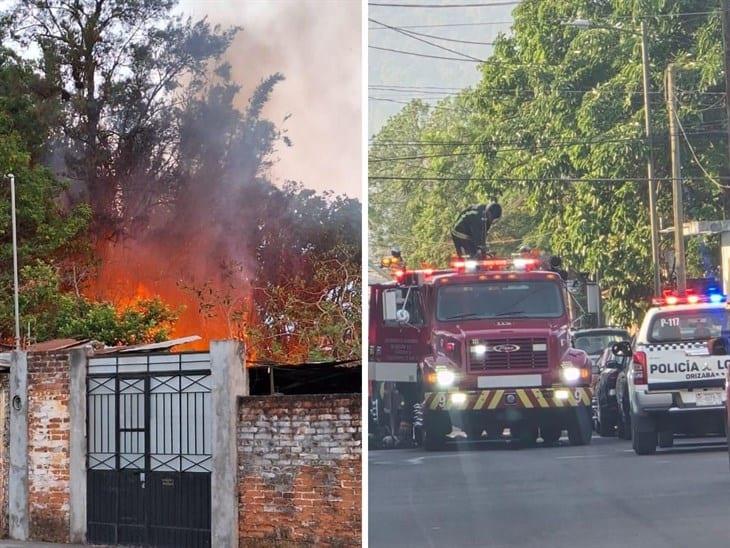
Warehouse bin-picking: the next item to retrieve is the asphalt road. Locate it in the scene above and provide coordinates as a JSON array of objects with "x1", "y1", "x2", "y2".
[{"x1": 369, "y1": 434, "x2": 730, "y2": 548}]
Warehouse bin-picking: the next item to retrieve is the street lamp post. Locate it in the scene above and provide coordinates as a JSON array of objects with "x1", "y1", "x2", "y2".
[
  {"x1": 567, "y1": 19, "x2": 662, "y2": 296},
  {"x1": 6, "y1": 174, "x2": 20, "y2": 349}
]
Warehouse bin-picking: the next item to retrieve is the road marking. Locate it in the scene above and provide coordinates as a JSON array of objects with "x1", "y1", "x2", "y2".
[{"x1": 555, "y1": 454, "x2": 608, "y2": 459}]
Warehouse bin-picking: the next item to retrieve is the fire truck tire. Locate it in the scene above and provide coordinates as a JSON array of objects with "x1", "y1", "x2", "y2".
[
  {"x1": 464, "y1": 415, "x2": 484, "y2": 440},
  {"x1": 567, "y1": 406, "x2": 593, "y2": 446},
  {"x1": 423, "y1": 411, "x2": 450, "y2": 451},
  {"x1": 658, "y1": 429, "x2": 674, "y2": 448},
  {"x1": 540, "y1": 425, "x2": 561, "y2": 445},
  {"x1": 512, "y1": 423, "x2": 538, "y2": 447}
]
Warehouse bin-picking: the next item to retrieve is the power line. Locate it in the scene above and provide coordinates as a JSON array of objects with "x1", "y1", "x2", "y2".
[
  {"x1": 368, "y1": 175, "x2": 665, "y2": 183},
  {"x1": 385, "y1": 26, "x2": 496, "y2": 45},
  {"x1": 370, "y1": 84, "x2": 464, "y2": 90},
  {"x1": 369, "y1": 17, "x2": 485, "y2": 61},
  {"x1": 368, "y1": 131, "x2": 726, "y2": 162},
  {"x1": 369, "y1": 1, "x2": 521, "y2": 7},
  {"x1": 367, "y1": 96, "x2": 470, "y2": 112},
  {"x1": 369, "y1": 44, "x2": 483, "y2": 62},
  {"x1": 369, "y1": 21, "x2": 513, "y2": 30},
  {"x1": 674, "y1": 112, "x2": 730, "y2": 189},
  {"x1": 369, "y1": 136, "x2": 648, "y2": 162}
]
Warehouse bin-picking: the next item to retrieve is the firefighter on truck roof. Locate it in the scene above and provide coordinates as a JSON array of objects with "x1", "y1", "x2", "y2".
[{"x1": 451, "y1": 202, "x2": 502, "y2": 258}]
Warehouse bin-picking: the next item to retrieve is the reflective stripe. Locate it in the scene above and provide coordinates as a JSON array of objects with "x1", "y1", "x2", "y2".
[
  {"x1": 451, "y1": 229, "x2": 469, "y2": 239},
  {"x1": 517, "y1": 389, "x2": 533, "y2": 408},
  {"x1": 532, "y1": 388, "x2": 549, "y2": 408},
  {"x1": 473, "y1": 391, "x2": 490, "y2": 410},
  {"x1": 488, "y1": 389, "x2": 504, "y2": 409}
]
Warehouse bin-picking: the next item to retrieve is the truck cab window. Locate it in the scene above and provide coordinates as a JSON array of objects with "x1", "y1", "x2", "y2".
[{"x1": 382, "y1": 287, "x2": 424, "y2": 326}]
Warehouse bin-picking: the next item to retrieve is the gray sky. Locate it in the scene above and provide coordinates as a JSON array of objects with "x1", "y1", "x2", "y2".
[
  {"x1": 368, "y1": 2, "x2": 515, "y2": 136},
  {"x1": 179, "y1": 0, "x2": 362, "y2": 198}
]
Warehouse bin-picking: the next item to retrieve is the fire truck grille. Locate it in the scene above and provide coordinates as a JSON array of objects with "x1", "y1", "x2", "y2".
[{"x1": 468, "y1": 338, "x2": 549, "y2": 371}]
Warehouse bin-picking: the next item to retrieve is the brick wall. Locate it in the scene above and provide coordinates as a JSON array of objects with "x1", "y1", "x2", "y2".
[
  {"x1": 238, "y1": 394, "x2": 361, "y2": 547},
  {"x1": 0, "y1": 373, "x2": 8, "y2": 538},
  {"x1": 27, "y1": 351, "x2": 72, "y2": 543}
]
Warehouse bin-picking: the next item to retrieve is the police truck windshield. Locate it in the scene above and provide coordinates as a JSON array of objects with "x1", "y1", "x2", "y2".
[
  {"x1": 648, "y1": 308, "x2": 729, "y2": 342},
  {"x1": 436, "y1": 281, "x2": 564, "y2": 321}
]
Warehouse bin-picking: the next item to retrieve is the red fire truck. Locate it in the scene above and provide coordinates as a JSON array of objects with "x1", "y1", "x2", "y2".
[{"x1": 369, "y1": 254, "x2": 594, "y2": 450}]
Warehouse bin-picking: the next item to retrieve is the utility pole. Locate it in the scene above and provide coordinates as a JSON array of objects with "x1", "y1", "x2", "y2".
[
  {"x1": 723, "y1": 0, "x2": 730, "y2": 165},
  {"x1": 640, "y1": 20, "x2": 662, "y2": 297},
  {"x1": 667, "y1": 65, "x2": 687, "y2": 294},
  {"x1": 722, "y1": 0, "x2": 730, "y2": 216},
  {"x1": 7, "y1": 174, "x2": 20, "y2": 349}
]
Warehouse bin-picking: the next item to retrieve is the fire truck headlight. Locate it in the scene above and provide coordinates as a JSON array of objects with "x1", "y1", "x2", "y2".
[
  {"x1": 555, "y1": 389, "x2": 570, "y2": 400},
  {"x1": 471, "y1": 344, "x2": 487, "y2": 356},
  {"x1": 436, "y1": 368, "x2": 456, "y2": 387},
  {"x1": 560, "y1": 364, "x2": 581, "y2": 383},
  {"x1": 450, "y1": 392, "x2": 467, "y2": 405}
]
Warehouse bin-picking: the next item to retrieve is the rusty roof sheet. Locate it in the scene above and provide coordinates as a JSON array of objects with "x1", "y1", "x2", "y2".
[
  {"x1": 26, "y1": 338, "x2": 91, "y2": 352},
  {"x1": 94, "y1": 335, "x2": 202, "y2": 354}
]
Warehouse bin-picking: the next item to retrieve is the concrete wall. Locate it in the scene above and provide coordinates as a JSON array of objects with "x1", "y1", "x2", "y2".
[{"x1": 237, "y1": 394, "x2": 362, "y2": 547}]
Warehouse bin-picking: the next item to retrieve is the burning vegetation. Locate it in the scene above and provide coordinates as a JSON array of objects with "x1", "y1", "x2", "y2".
[{"x1": 0, "y1": 0, "x2": 361, "y2": 362}]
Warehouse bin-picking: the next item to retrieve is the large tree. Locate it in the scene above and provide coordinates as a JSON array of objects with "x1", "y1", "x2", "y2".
[{"x1": 6, "y1": 0, "x2": 236, "y2": 232}]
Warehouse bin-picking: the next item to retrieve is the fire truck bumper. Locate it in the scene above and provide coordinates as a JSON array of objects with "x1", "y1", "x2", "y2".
[{"x1": 424, "y1": 387, "x2": 592, "y2": 411}]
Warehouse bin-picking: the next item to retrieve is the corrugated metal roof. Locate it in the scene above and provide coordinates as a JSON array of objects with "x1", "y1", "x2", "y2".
[
  {"x1": 94, "y1": 335, "x2": 202, "y2": 354},
  {"x1": 25, "y1": 338, "x2": 91, "y2": 352}
]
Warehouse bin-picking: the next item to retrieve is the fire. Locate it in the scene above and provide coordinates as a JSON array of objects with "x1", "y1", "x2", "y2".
[{"x1": 85, "y1": 239, "x2": 256, "y2": 352}]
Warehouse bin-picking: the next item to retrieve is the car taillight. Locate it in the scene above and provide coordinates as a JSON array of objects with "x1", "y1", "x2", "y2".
[
  {"x1": 632, "y1": 351, "x2": 648, "y2": 384},
  {"x1": 444, "y1": 341, "x2": 456, "y2": 352}
]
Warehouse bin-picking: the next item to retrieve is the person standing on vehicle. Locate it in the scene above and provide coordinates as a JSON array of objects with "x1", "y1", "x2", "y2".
[{"x1": 451, "y1": 202, "x2": 502, "y2": 257}]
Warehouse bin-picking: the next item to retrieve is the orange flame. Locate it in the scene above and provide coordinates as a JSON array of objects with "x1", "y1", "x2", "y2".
[{"x1": 85, "y1": 239, "x2": 256, "y2": 353}]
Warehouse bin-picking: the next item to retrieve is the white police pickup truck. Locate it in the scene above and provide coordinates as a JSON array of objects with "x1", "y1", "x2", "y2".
[{"x1": 614, "y1": 291, "x2": 729, "y2": 455}]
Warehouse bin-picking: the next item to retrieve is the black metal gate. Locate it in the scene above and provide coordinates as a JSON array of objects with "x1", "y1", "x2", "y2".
[{"x1": 87, "y1": 352, "x2": 212, "y2": 547}]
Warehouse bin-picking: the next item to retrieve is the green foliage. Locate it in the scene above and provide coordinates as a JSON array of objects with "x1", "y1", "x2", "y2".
[
  {"x1": 18, "y1": 260, "x2": 178, "y2": 345},
  {"x1": 369, "y1": 0, "x2": 729, "y2": 327}
]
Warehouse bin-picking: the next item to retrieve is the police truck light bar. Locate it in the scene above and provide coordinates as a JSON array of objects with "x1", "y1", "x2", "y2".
[{"x1": 651, "y1": 288, "x2": 726, "y2": 306}]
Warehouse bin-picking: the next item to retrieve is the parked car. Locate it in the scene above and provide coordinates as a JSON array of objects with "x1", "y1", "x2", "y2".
[
  {"x1": 572, "y1": 328, "x2": 631, "y2": 382},
  {"x1": 592, "y1": 347, "x2": 630, "y2": 437}
]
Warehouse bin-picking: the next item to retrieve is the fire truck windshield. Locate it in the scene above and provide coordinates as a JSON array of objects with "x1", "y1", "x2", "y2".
[{"x1": 436, "y1": 280, "x2": 565, "y2": 321}]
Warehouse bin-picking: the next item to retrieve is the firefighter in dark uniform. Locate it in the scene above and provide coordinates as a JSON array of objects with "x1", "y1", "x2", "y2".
[{"x1": 451, "y1": 202, "x2": 502, "y2": 257}]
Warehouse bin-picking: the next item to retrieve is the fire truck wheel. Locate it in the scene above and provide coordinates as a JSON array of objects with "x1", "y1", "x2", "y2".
[
  {"x1": 423, "y1": 411, "x2": 450, "y2": 451},
  {"x1": 464, "y1": 416, "x2": 484, "y2": 440},
  {"x1": 567, "y1": 406, "x2": 593, "y2": 446},
  {"x1": 511, "y1": 423, "x2": 538, "y2": 448},
  {"x1": 540, "y1": 425, "x2": 561, "y2": 445},
  {"x1": 658, "y1": 429, "x2": 674, "y2": 448}
]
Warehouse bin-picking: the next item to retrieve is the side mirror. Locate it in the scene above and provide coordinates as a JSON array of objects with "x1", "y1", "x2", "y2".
[
  {"x1": 395, "y1": 309, "x2": 410, "y2": 324},
  {"x1": 612, "y1": 341, "x2": 632, "y2": 357},
  {"x1": 707, "y1": 337, "x2": 729, "y2": 356}
]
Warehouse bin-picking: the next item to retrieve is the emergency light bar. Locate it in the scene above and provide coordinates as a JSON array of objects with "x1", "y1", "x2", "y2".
[
  {"x1": 651, "y1": 288, "x2": 726, "y2": 306},
  {"x1": 450, "y1": 257, "x2": 540, "y2": 273}
]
